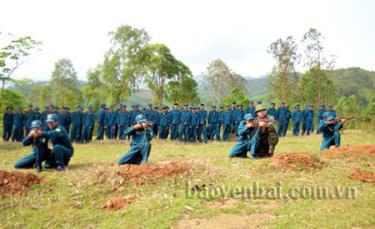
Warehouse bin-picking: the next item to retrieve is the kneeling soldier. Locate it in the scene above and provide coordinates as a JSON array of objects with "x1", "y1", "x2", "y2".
[
  {"x1": 118, "y1": 114, "x2": 153, "y2": 165},
  {"x1": 38, "y1": 114, "x2": 74, "y2": 171},
  {"x1": 254, "y1": 105, "x2": 279, "y2": 157},
  {"x1": 318, "y1": 113, "x2": 347, "y2": 151},
  {"x1": 14, "y1": 120, "x2": 52, "y2": 172},
  {"x1": 228, "y1": 113, "x2": 259, "y2": 159}
]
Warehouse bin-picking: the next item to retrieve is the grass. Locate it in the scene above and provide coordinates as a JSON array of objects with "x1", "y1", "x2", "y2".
[{"x1": 0, "y1": 130, "x2": 374, "y2": 228}]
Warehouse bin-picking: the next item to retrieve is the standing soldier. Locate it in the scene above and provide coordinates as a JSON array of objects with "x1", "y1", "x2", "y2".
[
  {"x1": 117, "y1": 103, "x2": 131, "y2": 140},
  {"x1": 246, "y1": 100, "x2": 256, "y2": 117},
  {"x1": 71, "y1": 105, "x2": 83, "y2": 143},
  {"x1": 218, "y1": 106, "x2": 224, "y2": 139},
  {"x1": 266, "y1": 102, "x2": 277, "y2": 119},
  {"x1": 59, "y1": 106, "x2": 71, "y2": 134},
  {"x1": 24, "y1": 104, "x2": 35, "y2": 135},
  {"x1": 130, "y1": 103, "x2": 143, "y2": 125},
  {"x1": 190, "y1": 106, "x2": 200, "y2": 143},
  {"x1": 34, "y1": 107, "x2": 42, "y2": 121},
  {"x1": 292, "y1": 104, "x2": 303, "y2": 136},
  {"x1": 2, "y1": 106, "x2": 14, "y2": 141},
  {"x1": 104, "y1": 106, "x2": 114, "y2": 139},
  {"x1": 12, "y1": 106, "x2": 25, "y2": 142},
  {"x1": 159, "y1": 106, "x2": 169, "y2": 139},
  {"x1": 208, "y1": 105, "x2": 220, "y2": 141},
  {"x1": 170, "y1": 103, "x2": 181, "y2": 141},
  {"x1": 198, "y1": 104, "x2": 208, "y2": 143},
  {"x1": 179, "y1": 104, "x2": 191, "y2": 143},
  {"x1": 152, "y1": 106, "x2": 160, "y2": 138},
  {"x1": 276, "y1": 102, "x2": 288, "y2": 137},
  {"x1": 222, "y1": 105, "x2": 232, "y2": 141},
  {"x1": 82, "y1": 105, "x2": 96, "y2": 143},
  {"x1": 305, "y1": 104, "x2": 315, "y2": 135},
  {"x1": 317, "y1": 104, "x2": 325, "y2": 134},
  {"x1": 41, "y1": 105, "x2": 53, "y2": 130},
  {"x1": 111, "y1": 104, "x2": 119, "y2": 139},
  {"x1": 96, "y1": 104, "x2": 106, "y2": 140},
  {"x1": 301, "y1": 104, "x2": 309, "y2": 136},
  {"x1": 230, "y1": 102, "x2": 237, "y2": 134},
  {"x1": 144, "y1": 104, "x2": 154, "y2": 123},
  {"x1": 285, "y1": 105, "x2": 291, "y2": 136},
  {"x1": 234, "y1": 104, "x2": 245, "y2": 135}
]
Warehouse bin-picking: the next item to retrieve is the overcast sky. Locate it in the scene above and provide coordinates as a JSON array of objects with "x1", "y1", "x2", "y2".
[{"x1": 1, "y1": 0, "x2": 374, "y2": 81}]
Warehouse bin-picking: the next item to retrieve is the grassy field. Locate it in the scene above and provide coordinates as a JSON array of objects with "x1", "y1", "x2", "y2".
[{"x1": 0, "y1": 130, "x2": 375, "y2": 228}]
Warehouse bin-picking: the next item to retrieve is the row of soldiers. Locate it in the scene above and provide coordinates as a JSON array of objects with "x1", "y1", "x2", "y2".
[{"x1": 2, "y1": 101, "x2": 337, "y2": 143}]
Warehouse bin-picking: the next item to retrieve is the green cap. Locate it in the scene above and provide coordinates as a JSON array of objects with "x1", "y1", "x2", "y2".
[{"x1": 255, "y1": 105, "x2": 266, "y2": 113}]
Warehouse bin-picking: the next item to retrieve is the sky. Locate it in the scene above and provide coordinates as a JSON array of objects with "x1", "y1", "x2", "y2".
[{"x1": 0, "y1": 0, "x2": 374, "y2": 81}]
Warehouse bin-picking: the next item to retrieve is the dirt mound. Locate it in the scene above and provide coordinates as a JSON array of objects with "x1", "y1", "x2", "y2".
[
  {"x1": 101, "y1": 194, "x2": 136, "y2": 211},
  {"x1": 116, "y1": 163, "x2": 191, "y2": 184},
  {"x1": 349, "y1": 171, "x2": 375, "y2": 185},
  {"x1": 270, "y1": 153, "x2": 325, "y2": 171},
  {"x1": 93, "y1": 162, "x2": 192, "y2": 185},
  {"x1": 0, "y1": 170, "x2": 44, "y2": 198},
  {"x1": 324, "y1": 145, "x2": 375, "y2": 159}
]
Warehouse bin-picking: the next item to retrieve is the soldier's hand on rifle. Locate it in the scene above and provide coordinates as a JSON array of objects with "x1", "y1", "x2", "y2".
[
  {"x1": 246, "y1": 121, "x2": 254, "y2": 128},
  {"x1": 134, "y1": 124, "x2": 143, "y2": 129},
  {"x1": 258, "y1": 121, "x2": 266, "y2": 127},
  {"x1": 341, "y1": 118, "x2": 348, "y2": 123},
  {"x1": 35, "y1": 129, "x2": 42, "y2": 137},
  {"x1": 28, "y1": 130, "x2": 35, "y2": 137}
]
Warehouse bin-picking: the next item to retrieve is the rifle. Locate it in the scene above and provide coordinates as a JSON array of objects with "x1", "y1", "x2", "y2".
[{"x1": 335, "y1": 117, "x2": 357, "y2": 122}]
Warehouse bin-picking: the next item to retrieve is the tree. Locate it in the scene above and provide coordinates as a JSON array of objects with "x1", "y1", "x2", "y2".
[
  {"x1": 267, "y1": 36, "x2": 299, "y2": 102},
  {"x1": 203, "y1": 59, "x2": 246, "y2": 104},
  {"x1": 82, "y1": 66, "x2": 107, "y2": 109},
  {"x1": 223, "y1": 87, "x2": 248, "y2": 106},
  {"x1": 0, "y1": 33, "x2": 41, "y2": 109},
  {"x1": 301, "y1": 28, "x2": 335, "y2": 104},
  {"x1": 142, "y1": 43, "x2": 191, "y2": 105},
  {"x1": 50, "y1": 58, "x2": 82, "y2": 107},
  {"x1": 299, "y1": 68, "x2": 335, "y2": 105},
  {"x1": 165, "y1": 74, "x2": 200, "y2": 105},
  {"x1": 101, "y1": 25, "x2": 150, "y2": 104}
]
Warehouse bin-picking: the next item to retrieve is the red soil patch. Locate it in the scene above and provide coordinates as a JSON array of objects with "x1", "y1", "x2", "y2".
[
  {"x1": 323, "y1": 145, "x2": 375, "y2": 159},
  {"x1": 101, "y1": 194, "x2": 136, "y2": 211},
  {"x1": 115, "y1": 163, "x2": 191, "y2": 184},
  {"x1": 271, "y1": 153, "x2": 325, "y2": 171},
  {"x1": 93, "y1": 162, "x2": 192, "y2": 186},
  {"x1": 349, "y1": 171, "x2": 375, "y2": 185},
  {"x1": 0, "y1": 170, "x2": 44, "y2": 198}
]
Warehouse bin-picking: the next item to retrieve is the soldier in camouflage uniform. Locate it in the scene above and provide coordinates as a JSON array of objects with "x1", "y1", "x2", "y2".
[{"x1": 253, "y1": 105, "x2": 279, "y2": 157}]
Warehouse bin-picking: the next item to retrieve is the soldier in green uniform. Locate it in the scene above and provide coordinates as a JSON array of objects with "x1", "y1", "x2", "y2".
[{"x1": 254, "y1": 105, "x2": 279, "y2": 157}]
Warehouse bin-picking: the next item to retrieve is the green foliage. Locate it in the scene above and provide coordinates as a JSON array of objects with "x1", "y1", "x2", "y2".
[
  {"x1": 336, "y1": 95, "x2": 362, "y2": 117},
  {"x1": 223, "y1": 87, "x2": 248, "y2": 106},
  {"x1": 101, "y1": 25, "x2": 150, "y2": 104},
  {"x1": 142, "y1": 43, "x2": 191, "y2": 105},
  {"x1": 165, "y1": 74, "x2": 200, "y2": 105},
  {"x1": 0, "y1": 33, "x2": 41, "y2": 109},
  {"x1": 82, "y1": 66, "x2": 107, "y2": 109},
  {"x1": 50, "y1": 58, "x2": 83, "y2": 107},
  {"x1": 299, "y1": 67, "x2": 335, "y2": 105},
  {"x1": 1, "y1": 89, "x2": 25, "y2": 111}
]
